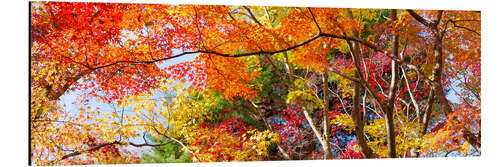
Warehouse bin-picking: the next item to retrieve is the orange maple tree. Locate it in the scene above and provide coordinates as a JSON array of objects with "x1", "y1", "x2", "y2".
[{"x1": 30, "y1": 2, "x2": 480, "y2": 165}]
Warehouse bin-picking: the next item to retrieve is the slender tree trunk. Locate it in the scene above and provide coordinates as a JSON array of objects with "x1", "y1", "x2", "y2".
[
  {"x1": 301, "y1": 106, "x2": 331, "y2": 158},
  {"x1": 421, "y1": 88, "x2": 435, "y2": 135},
  {"x1": 344, "y1": 8, "x2": 376, "y2": 158},
  {"x1": 352, "y1": 79, "x2": 375, "y2": 158},
  {"x1": 284, "y1": 52, "x2": 295, "y2": 88},
  {"x1": 322, "y1": 71, "x2": 332, "y2": 159},
  {"x1": 384, "y1": 9, "x2": 399, "y2": 158},
  {"x1": 431, "y1": 33, "x2": 453, "y2": 116}
]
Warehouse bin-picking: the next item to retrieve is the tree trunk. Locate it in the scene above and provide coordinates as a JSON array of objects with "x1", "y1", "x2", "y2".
[
  {"x1": 322, "y1": 71, "x2": 332, "y2": 159},
  {"x1": 344, "y1": 8, "x2": 377, "y2": 158},
  {"x1": 383, "y1": 9, "x2": 399, "y2": 158},
  {"x1": 301, "y1": 106, "x2": 332, "y2": 159},
  {"x1": 352, "y1": 80, "x2": 375, "y2": 158}
]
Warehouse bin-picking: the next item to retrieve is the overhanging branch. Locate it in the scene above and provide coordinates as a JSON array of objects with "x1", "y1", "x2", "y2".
[
  {"x1": 46, "y1": 140, "x2": 172, "y2": 165},
  {"x1": 87, "y1": 33, "x2": 384, "y2": 71}
]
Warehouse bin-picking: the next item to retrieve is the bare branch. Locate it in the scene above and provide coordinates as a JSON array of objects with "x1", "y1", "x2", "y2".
[
  {"x1": 243, "y1": 6, "x2": 263, "y2": 26},
  {"x1": 435, "y1": 10, "x2": 444, "y2": 27},
  {"x1": 151, "y1": 126, "x2": 200, "y2": 162},
  {"x1": 406, "y1": 9, "x2": 432, "y2": 27},
  {"x1": 307, "y1": 7, "x2": 321, "y2": 33},
  {"x1": 86, "y1": 32, "x2": 384, "y2": 71},
  {"x1": 330, "y1": 67, "x2": 361, "y2": 83},
  {"x1": 451, "y1": 20, "x2": 481, "y2": 36}
]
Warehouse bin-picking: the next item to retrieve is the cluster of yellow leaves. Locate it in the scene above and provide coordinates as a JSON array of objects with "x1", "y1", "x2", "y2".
[
  {"x1": 31, "y1": 87, "x2": 62, "y2": 165},
  {"x1": 114, "y1": 79, "x2": 207, "y2": 144},
  {"x1": 286, "y1": 90, "x2": 323, "y2": 110},
  {"x1": 330, "y1": 113, "x2": 356, "y2": 131},
  {"x1": 331, "y1": 109, "x2": 425, "y2": 157},
  {"x1": 31, "y1": 89, "x2": 139, "y2": 165},
  {"x1": 162, "y1": 89, "x2": 215, "y2": 138},
  {"x1": 185, "y1": 128, "x2": 279, "y2": 162},
  {"x1": 30, "y1": 62, "x2": 116, "y2": 165},
  {"x1": 330, "y1": 68, "x2": 356, "y2": 98},
  {"x1": 286, "y1": 78, "x2": 323, "y2": 110}
]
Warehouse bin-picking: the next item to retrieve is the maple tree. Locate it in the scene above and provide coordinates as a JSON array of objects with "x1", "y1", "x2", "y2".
[{"x1": 30, "y1": 1, "x2": 480, "y2": 165}]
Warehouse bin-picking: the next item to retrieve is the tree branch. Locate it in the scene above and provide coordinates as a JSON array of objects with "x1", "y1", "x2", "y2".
[
  {"x1": 86, "y1": 32, "x2": 384, "y2": 71},
  {"x1": 46, "y1": 140, "x2": 172, "y2": 165},
  {"x1": 242, "y1": 6, "x2": 264, "y2": 26},
  {"x1": 450, "y1": 20, "x2": 481, "y2": 36},
  {"x1": 151, "y1": 126, "x2": 200, "y2": 162},
  {"x1": 406, "y1": 9, "x2": 432, "y2": 27},
  {"x1": 435, "y1": 10, "x2": 444, "y2": 28},
  {"x1": 308, "y1": 7, "x2": 322, "y2": 33}
]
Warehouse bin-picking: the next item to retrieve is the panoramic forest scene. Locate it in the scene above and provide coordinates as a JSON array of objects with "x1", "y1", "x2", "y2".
[{"x1": 30, "y1": 1, "x2": 481, "y2": 166}]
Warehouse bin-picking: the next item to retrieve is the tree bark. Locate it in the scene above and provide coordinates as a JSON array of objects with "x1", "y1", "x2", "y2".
[
  {"x1": 343, "y1": 8, "x2": 376, "y2": 159},
  {"x1": 301, "y1": 106, "x2": 332, "y2": 158},
  {"x1": 322, "y1": 71, "x2": 332, "y2": 159},
  {"x1": 384, "y1": 9, "x2": 399, "y2": 158},
  {"x1": 421, "y1": 88, "x2": 435, "y2": 135},
  {"x1": 352, "y1": 79, "x2": 375, "y2": 158}
]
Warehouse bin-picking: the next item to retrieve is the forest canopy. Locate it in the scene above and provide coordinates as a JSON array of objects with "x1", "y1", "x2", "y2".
[{"x1": 30, "y1": 2, "x2": 480, "y2": 165}]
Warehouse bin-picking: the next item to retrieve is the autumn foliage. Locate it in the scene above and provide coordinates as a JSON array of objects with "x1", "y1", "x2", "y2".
[{"x1": 30, "y1": 2, "x2": 480, "y2": 165}]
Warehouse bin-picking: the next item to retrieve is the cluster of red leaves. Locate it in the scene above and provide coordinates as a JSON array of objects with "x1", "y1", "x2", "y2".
[
  {"x1": 337, "y1": 139, "x2": 365, "y2": 159},
  {"x1": 31, "y1": 2, "x2": 125, "y2": 45},
  {"x1": 271, "y1": 105, "x2": 317, "y2": 157},
  {"x1": 329, "y1": 108, "x2": 343, "y2": 136}
]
